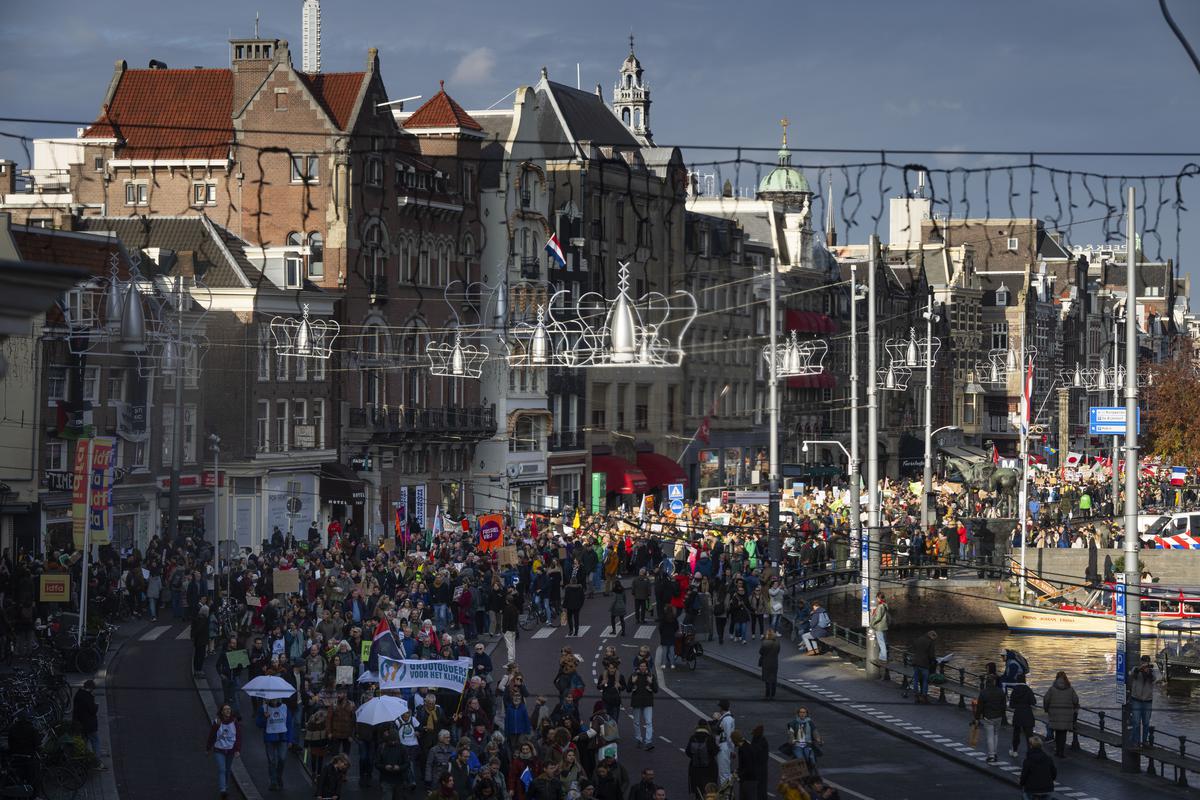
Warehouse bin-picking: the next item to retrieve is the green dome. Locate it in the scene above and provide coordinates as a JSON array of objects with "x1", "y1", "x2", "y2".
[{"x1": 758, "y1": 157, "x2": 811, "y2": 195}]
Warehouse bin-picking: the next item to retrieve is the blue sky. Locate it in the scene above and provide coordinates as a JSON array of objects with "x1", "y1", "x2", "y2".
[{"x1": 4, "y1": 0, "x2": 1200, "y2": 285}]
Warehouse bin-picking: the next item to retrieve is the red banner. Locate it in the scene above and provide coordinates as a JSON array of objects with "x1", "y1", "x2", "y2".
[{"x1": 478, "y1": 514, "x2": 504, "y2": 552}]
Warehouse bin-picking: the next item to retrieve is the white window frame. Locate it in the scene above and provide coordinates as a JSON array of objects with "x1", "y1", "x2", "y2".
[
  {"x1": 1006, "y1": 237, "x2": 1019, "y2": 252},
  {"x1": 107, "y1": 369, "x2": 125, "y2": 403},
  {"x1": 284, "y1": 254, "x2": 303, "y2": 289},
  {"x1": 256, "y1": 400, "x2": 270, "y2": 453},
  {"x1": 313, "y1": 353, "x2": 326, "y2": 381},
  {"x1": 192, "y1": 182, "x2": 217, "y2": 207},
  {"x1": 46, "y1": 440, "x2": 67, "y2": 472},
  {"x1": 418, "y1": 248, "x2": 430, "y2": 285},
  {"x1": 274, "y1": 399, "x2": 289, "y2": 451},
  {"x1": 276, "y1": 345, "x2": 289, "y2": 381},
  {"x1": 366, "y1": 156, "x2": 384, "y2": 187},
  {"x1": 307, "y1": 232, "x2": 324, "y2": 279},
  {"x1": 294, "y1": 352, "x2": 307, "y2": 382},
  {"x1": 257, "y1": 328, "x2": 271, "y2": 382},
  {"x1": 81, "y1": 366, "x2": 100, "y2": 405},
  {"x1": 313, "y1": 398, "x2": 326, "y2": 449},
  {"x1": 124, "y1": 181, "x2": 148, "y2": 206},
  {"x1": 47, "y1": 366, "x2": 67, "y2": 403},
  {"x1": 290, "y1": 155, "x2": 319, "y2": 184},
  {"x1": 293, "y1": 399, "x2": 308, "y2": 448}
]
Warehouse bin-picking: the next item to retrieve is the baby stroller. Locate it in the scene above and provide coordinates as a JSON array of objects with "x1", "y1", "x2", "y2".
[{"x1": 675, "y1": 624, "x2": 704, "y2": 670}]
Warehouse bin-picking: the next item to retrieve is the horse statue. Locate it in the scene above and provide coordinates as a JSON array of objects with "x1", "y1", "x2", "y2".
[{"x1": 945, "y1": 456, "x2": 1022, "y2": 511}]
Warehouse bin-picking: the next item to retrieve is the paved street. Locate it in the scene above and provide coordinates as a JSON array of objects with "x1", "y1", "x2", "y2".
[{"x1": 108, "y1": 620, "x2": 232, "y2": 799}]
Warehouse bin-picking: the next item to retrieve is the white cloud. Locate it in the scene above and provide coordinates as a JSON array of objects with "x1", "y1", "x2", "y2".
[{"x1": 450, "y1": 47, "x2": 496, "y2": 86}]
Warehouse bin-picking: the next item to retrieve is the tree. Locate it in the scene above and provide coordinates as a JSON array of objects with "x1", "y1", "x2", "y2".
[{"x1": 1142, "y1": 350, "x2": 1200, "y2": 467}]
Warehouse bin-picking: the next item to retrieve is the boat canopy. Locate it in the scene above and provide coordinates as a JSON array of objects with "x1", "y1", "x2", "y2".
[{"x1": 1156, "y1": 619, "x2": 1200, "y2": 632}]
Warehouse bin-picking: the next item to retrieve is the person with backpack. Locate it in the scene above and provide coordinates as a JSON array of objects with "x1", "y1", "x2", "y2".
[
  {"x1": 800, "y1": 602, "x2": 830, "y2": 655},
  {"x1": 685, "y1": 719, "x2": 719, "y2": 799},
  {"x1": 713, "y1": 699, "x2": 735, "y2": 784}
]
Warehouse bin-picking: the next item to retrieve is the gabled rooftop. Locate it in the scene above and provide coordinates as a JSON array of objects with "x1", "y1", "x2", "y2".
[{"x1": 404, "y1": 82, "x2": 482, "y2": 132}]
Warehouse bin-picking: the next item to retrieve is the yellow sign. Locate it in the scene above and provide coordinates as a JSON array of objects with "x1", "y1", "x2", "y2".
[{"x1": 40, "y1": 573, "x2": 70, "y2": 602}]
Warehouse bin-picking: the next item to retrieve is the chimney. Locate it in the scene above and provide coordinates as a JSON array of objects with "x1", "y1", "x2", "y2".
[
  {"x1": 230, "y1": 38, "x2": 288, "y2": 110},
  {"x1": 0, "y1": 160, "x2": 15, "y2": 195}
]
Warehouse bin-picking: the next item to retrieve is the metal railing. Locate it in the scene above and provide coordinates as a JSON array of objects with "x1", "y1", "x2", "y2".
[{"x1": 348, "y1": 406, "x2": 496, "y2": 435}]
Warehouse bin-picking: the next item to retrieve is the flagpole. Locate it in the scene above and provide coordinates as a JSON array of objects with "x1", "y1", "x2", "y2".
[
  {"x1": 1018, "y1": 354, "x2": 1030, "y2": 606},
  {"x1": 676, "y1": 385, "x2": 729, "y2": 465}
]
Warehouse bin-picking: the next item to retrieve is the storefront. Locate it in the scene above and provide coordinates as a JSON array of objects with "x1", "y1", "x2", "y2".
[{"x1": 319, "y1": 461, "x2": 366, "y2": 537}]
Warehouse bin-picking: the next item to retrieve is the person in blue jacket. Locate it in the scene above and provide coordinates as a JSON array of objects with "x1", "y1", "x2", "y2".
[{"x1": 256, "y1": 697, "x2": 293, "y2": 791}]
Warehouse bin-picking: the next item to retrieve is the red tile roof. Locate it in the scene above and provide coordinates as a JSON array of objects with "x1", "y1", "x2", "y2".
[
  {"x1": 83, "y1": 69, "x2": 234, "y2": 160},
  {"x1": 298, "y1": 72, "x2": 367, "y2": 131},
  {"x1": 404, "y1": 82, "x2": 482, "y2": 131}
]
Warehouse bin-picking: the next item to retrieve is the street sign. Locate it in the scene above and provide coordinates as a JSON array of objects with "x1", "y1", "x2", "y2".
[
  {"x1": 670, "y1": 498, "x2": 684, "y2": 515},
  {"x1": 1089, "y1": 407, "x2": 1141, "y2": 436},
  {"x1": 860, "y1": 534, "x2": 870, "y2": 627},
  {"x1": 667, "y1": 483, "x2": 684, "y2": 502},
  {"x1": 1115, "y1": 573, "x2": 1127, "y2": 704}
]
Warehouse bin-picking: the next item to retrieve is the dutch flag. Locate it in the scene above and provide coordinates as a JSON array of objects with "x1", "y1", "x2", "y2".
[
  {"x1": 1170, "y1": 466, "x2": 1188, "y2": 486},
  {"x1": 545, "y1": 233, "x2": 567, "y2": 268}
]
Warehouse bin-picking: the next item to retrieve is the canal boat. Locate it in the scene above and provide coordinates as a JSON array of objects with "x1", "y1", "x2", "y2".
[
  {"x1": 1155, "y1": 619, "x2": 1200, "y2": 683},
  {"x1": 997, "y1": 585, "x2": 1200, "y2": 636}
]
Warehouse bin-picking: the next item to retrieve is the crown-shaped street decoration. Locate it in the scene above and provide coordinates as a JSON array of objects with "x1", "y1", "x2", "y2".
[
  {"x1": 978, "y1": 346, "x2": 1037, "y2": 386},
  {"x1": 878, "y1": 364, "x2": 914, "y2": 391},
  {"x1": 270, "y1": 304, "x2": 340, "y2": 360},
  {"x1": 542, "y1": 262, "x2": 697, "y2": 369},
  {"x1": 1058, "y1": 364, "x2": 1151, "y2": 390},
  {"x1": 427, "y1": 329, "x2": 489, "y2": 379},
  {"x1": 761, "y1": 330, "x2": 828, "y2": 377},
  {"x1": 62, "y1": 253, "x2": 159, "y2": 357},
  {"x1": 507, "y1": 305, "x2": 570, "y2": 367},
  {"x1": 884, "y1": 327, "x2": 941, "y2": 370}
]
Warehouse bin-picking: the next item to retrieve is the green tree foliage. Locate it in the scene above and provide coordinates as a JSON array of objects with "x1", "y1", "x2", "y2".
[{"x1": 1143, "y1": 351, "x2": 1200, "y2": 467}]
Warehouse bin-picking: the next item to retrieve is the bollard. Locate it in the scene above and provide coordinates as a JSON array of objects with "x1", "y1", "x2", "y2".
[
  {"x1": 1177, "y1": 737, "x2": 1189, "y2": 787},
  {"x1": 957, "y1": 669, "x2": 966, "y2": 709},
  {"x1": 1096, "y1": 712, "x2": 1107, "y2": 760},
  {"x1": 1146, "y1": 728, "x2": 1156, "y2": 775}
]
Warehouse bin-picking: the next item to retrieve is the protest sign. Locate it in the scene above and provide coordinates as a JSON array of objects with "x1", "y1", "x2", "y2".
[
  {"x1": 361, "y1": 641, "x2": 371, "y2": 663},
  {"x1": 336, "y1": 666, "x2": 354, "y2": 686},
  {"x1": 273, "y1": 569, "x2": 300, "y2": 594},
  {"x1": 225, "y1": 649, "x2": 250, "y2": 669},
  {"x1": 378, "y1": 656, "x2": 472, "y2": 692},
  {"x1": 497, "y1": 545, "x2": 518, "y2": 567},
  {"x1": 39, "y1": 574, "x2": 70, "y2": 602}
]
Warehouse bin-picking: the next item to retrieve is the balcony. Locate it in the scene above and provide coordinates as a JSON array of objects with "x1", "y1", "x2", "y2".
[
  {"x1": 349, "y1": 405, "x2": 496, "y2": 439},
  {"x1": 520, "y1": 257, "x2": 541, "y2": 280},
  {"x1": 549, "y1": 431, "x2": 583, "y2": 451}
]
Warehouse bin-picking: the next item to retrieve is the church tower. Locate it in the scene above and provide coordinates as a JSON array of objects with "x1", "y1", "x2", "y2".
[{"x1": 613, "y1": 35, "x2": 652, "y2": 144}]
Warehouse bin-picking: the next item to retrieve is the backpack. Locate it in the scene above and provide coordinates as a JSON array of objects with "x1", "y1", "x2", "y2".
[{"x1": 687, "y1": 737, "x2": 711, "y2": 768}]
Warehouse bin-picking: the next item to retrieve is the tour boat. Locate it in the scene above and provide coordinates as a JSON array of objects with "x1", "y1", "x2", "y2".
[
  {"x1": 997, "y1": 585, "x2": 1200, "y2": 636},
  {"x1": 1156, "y1": 620, "x2": 1200, "y2": 683}
]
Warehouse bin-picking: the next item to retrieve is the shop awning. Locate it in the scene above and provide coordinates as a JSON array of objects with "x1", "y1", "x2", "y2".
[
  {"x1": 320, "y1": 461, "x2": 366, "y2": 503},
  {"x1": 635, "y1": 451, "x2": 688, "y2": 490},
  {"x1": 785, "y1": 309, "x2": 837, "y2": 334},
  {"x1": 786, "y1": 372, "x2": 837, "y2": 390},
  {"x1": 591, "y1": 454, "x2": 649, "y2": 495}
]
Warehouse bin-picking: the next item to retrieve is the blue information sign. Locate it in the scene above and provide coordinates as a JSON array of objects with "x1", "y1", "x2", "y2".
[
  {"x1": 1088, "y1": 406, "x2": 1141, "y2": 436},
  {"x1": 670, "y1": 499, "x2": 684, "y2": 515}
]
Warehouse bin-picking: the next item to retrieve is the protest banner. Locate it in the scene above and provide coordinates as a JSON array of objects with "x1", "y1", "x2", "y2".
[
  {"x1": 478, "y1": 514, "x2": 504, "y2": 552},
  {"x1": 273, "y1": 569, "x2": 300, "y2": 594},
  {"x1": 225, "y1": 649, "x2": 249, "y2": 669},
  {"x1": 378, "y1": 656, "x2": 472, "y2": 692},
  {"x1": 497, "y1": 544, "x2": 518, "y2": 567}
]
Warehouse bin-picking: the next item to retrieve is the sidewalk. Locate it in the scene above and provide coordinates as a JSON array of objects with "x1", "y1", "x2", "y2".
[{"x1": 702, "y1": 631, "x2": 1194, "y2": 800}]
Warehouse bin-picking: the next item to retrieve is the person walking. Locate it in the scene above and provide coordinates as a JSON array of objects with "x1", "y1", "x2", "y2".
[
  {"x1": 1042, "y1": 671, "x2": 1080, "y2": 758},
  {"x1": 72, "y1": 679, "x2": 105, "y2": 767},
  {"x1": 732, "y1": 731, "x2": 759, "y2": 800},
  {"x1": 1018, "y1": 736, "x2": 1057, "y2": 800},
  {"x1": 191, "y1": 604, "x2": 211, "y2": 677},
  {"x1": 657, "y1": 606, "x2": 679, "y2": 669},
  {"x1": 758, "y1": 629, "x2": 780, "y2": 699},
  {"x1": 908, "y1": 629, "x2": 938, "y2": 702},
  {"x1": 1128, "y1": 655, "x2": 1160, "y2": 748},
  {"x1": 501, "y1": 590, "x2": 521, "y2": 663},
  {"x1": 973, "y1": 676, "x2": 1006, "y2": 763},
  {"x1": 206, "y1": 703, "x2": 241, "y2": 799},
  {"x1": 714, "y1": 699, "x2": 735, "y2": 785},
  {"x1": 868, "y1": 593, "x2": 890, "y2": 663},
  {"x1": 1008, "y1": 680, "x2": 1037, "y2": 757},
  {"x1": 684, "y1": 718, "x2": 719, "y2": 799},
  {"x1": 628, "y1": 660, "x2": 658, "y2": 750},
  {"x1": 256, "y1": 697, "x2": 292, "y2": 790},
  {"x1": 632, "y1": 568, "x2": 652, "y2": 624},
  {"x1": 563, "y1": 580, "x2": 585, "y2": 637},
  {"x1": 608, "y1": 580, "x2": 627, "y2": 636}
]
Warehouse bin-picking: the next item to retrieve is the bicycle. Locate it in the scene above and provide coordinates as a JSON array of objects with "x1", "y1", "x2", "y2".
[{"x1": 519, "y1": 601, "x2": 551, "y2": 631}]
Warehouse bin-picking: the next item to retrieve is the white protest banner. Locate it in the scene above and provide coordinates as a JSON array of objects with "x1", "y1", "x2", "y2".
[{"x1": 378, "y1": 656, "x2": 472, "y2": 692}]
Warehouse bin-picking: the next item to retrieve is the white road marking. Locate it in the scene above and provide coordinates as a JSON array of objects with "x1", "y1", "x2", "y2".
[
  {"x1": 532, "y1": 627, "x2": 556, "y2": 639},
  {"x1": 176, "y1": 628, "x2": 192, "y2": 640},
  {"x1": 635, "y1": 625, "x2": 655, "y2": 639},
  {"x1": 140, "y1": 626, "x2": 170, "y2": 641},
  {"x1": 577, "y1": 625, "x2": 591, "y2": 637}
]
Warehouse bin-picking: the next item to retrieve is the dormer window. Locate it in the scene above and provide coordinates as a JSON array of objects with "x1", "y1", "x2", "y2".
[{"x1": 996, "y1": 283, "x2": 1010, "y2": 306}]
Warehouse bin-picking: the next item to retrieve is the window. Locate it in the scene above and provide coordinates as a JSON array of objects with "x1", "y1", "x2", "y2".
[
  {"x1": 990, "y1": 322, "x2": 1009, "y2": 351},
  {"x1": 313, "y1": 351, "x2": 326, "y2": 381},
  {"x1": 285, "y1": 231, "x2": 303, "y2": 289},
  {"x1": 461, "y1": 167, "x2": 473, "y2": 199},
  {"x1": 307, "y1": 232, "x2": 324, "y2": 279},
  {"x1": 667, "y1": 385, "x2": 677, "y2": 431},
  {"x1": 995, "y1": 283, "x2": 1010, "y2": 306},
  {"x1": 125, "y1": 438, "x2": 148, "y2": 471},
  {"x1": 510, "y1": 415, "x2": 539, "y2": 453},
  {"x1": 616, "y1": 198, "x2": 626, "y2": 242},
  {"x1": 437, "y1": 245, "x2": 450, "y2": 286},
  {"x1": 276, "y1": 342, "x2": 289, "y2": 381},
  {"x1": 1006, "y1": 237, "x2": 1019, "y2": 252},
  {"x1": 294, "y1": 351, "x2": 307, "y2": 381},
  {"x1": 257, "y1": 328, "x2": 271, "y2": 381},
  {"x1": 275, "y1": 91, "x2": 288, "y2": 111},
  {"x1": 93, "y1": 155, "x2": 104, "y2": 172},
  {"x1": 418, "y1": 249, "x2": 430, "y2": 285},
  {"x1": 162, "y1": 404, "x2": 197, "y2": 464},
  {"x1": 635, "y1": 384, "x2": 649, "y2": 431},
  {"x1": 124, "y1": 182, "x2": 148, "y2": 206},
  {"x1": 46, "y1": 440, "x2": 67, "y2": 472},
  {"x1": 81, "y1": 366, "x2": 100, "y2": 405},
  {"x1": 274, "y1": 399, "x2": 289, "y2": 451},
  {"x1": 616, "y1": 384, "x2": 627, "y2": 430},
  {"x1": 293, "y1": 399, "x2": 307, "y2": 447},
  {"x1": 107, "y1": 369, "x2": 125, "y2": 403},
  {"x1": 48, "y1": 366, "x2": 67, "y2": 403},
  {"x1": 397, "y1": 237, "x2": 412, "y2": 283},
  {"x1": 366, "y1": 156, "x2": 384, "y2": 187},
  {"x1": 192, "y1": 182, "x2": 216, "y2": 206},
  {"x1": 290, "y1": 155, "x2": 319, "y2": 184},
  {"x1": 591, "y1": 383, "x2": 607, "y2": 429},
  {"x1": 256, "y1": 400, "x2": 270, "y2": 452},
  {"x1": 313, "y1": 399, "x2": 326, "y2": 449}
]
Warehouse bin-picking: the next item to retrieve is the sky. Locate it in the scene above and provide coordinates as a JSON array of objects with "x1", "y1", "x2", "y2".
[{"x1": 3, "y1": 0, "x2": 1200, "y2": 291}]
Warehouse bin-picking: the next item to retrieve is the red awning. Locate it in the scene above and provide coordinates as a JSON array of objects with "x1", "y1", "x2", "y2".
[
  {"x1": 785, "y1": 310, "x2": 837, "y2": 334},
  {"x1": 787, "y1": 372, "x2": 838, "y2": 390},
  {"x1": 635, "y1": 451, "x2": 688, "y2": 490},
  {"x1": 591, "y1": 454, "x2": 649, "y2": 495}
]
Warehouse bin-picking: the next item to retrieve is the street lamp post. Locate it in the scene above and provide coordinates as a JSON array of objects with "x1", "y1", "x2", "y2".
[
  {"x1": 209, "y1": 434, "x2": 221, "y2": 598},
  {"x1": 1120, "y1": 186, "x2": 1142, "y2": 773},
  {"x1": 849, "y1": 263, "x2": 863, "y2": 566},
  {"x1": 768, "y1": 257, "x2": 781, "y2": 562},
  {"x1": 865, "y1": 235, "x2": 881, "y2": 678},
  {"x1": 920, "y1": 293, "x2": 941, "y2": 529}
]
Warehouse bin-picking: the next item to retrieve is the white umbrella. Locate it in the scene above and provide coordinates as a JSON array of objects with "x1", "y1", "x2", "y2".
[
  {"x1": 357, "y1": 671, "x2": 378, "y2": 684},
  {"x1": 355, "y1": 696, "x2": 409, "y2": 726},
  {"x1": 241, "y1": 675, "x2": 296, "y2": 699}
]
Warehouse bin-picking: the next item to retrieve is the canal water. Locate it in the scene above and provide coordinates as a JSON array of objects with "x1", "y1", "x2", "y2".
[{"x1": 887, "y1": 627, "x2": 1196, "y2": 738}]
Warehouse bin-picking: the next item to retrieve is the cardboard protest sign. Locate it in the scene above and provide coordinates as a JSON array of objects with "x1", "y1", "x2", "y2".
[
  {"x1": 273, "y1": 569, "x2": 300, "y2": 594},
  {"x1": 225, "y1": 649, "x2": 250, "y2": 669},
  {"x1": 497, "y1": 545, "x2": 518, "y2": 567}
]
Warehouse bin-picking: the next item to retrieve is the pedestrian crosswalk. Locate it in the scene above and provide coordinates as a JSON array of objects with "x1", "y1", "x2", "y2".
[
  {"x1": 634, "y1": 625, "x2": 655, "y2": 639},
  {"x1": 531, "y1": 624, "x2": 592, "y2": 640},
  {"x1": 140, "y1": 625, "x2": 171, "y2": 641},
  {"x1": 176, "y1": 628, "x2": 192, "y2": 640}
]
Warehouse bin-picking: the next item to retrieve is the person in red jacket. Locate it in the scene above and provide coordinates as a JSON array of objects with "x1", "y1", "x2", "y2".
[{"x1": 205, "y1": 703, "x2": 242, "y2": 799}]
